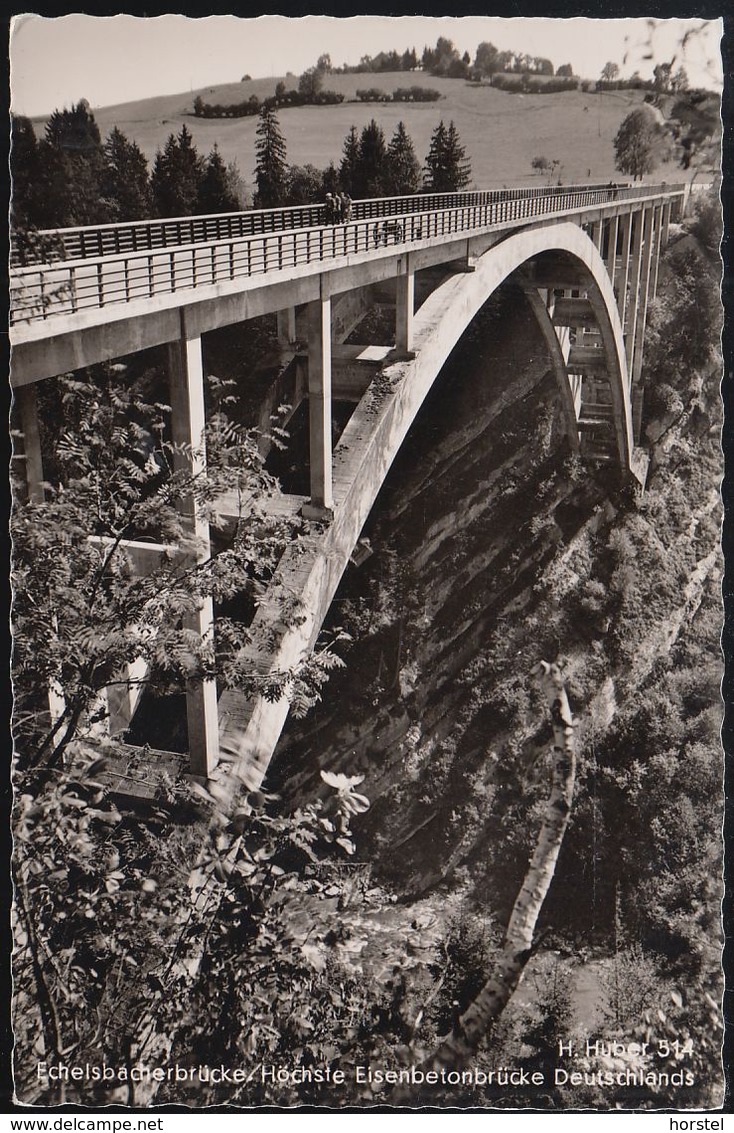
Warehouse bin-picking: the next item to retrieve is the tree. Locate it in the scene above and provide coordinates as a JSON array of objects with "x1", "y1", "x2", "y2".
[
  {"x1": 316, "y1": 53, "x2": 332, "y2": 73},
  {"x1": 385, "y1": 121, "x2": 421, "y2": 196},
  {"x1": 41, "y1": 101, "x2": 111, "y2": 226},
  {"x1": 423, "y1": 119, "x2": 471, "y2": 193},
  {"x1": 557, "y1": 63, "x2": 574, "y2": 78},
  {"x1": 151, "y1": 125, "x2": 204, "y2": 217},
  {"x1": 10, "y1": 115, "x2": 41, "y2": 231},
  {"x1": 423, "y1": 36, "x2": 462, "y2": 77},
  {"x1": 600, "y1": 61, "x2": 620, "y2": 83},
  {"x1": 197, "y1": 145, "x2": 240, "y2": 214},
  {"x1": 253, "y1": 105, "x2": 288, "y2": 208},
  {"x1": 671, "y1": 65, "x2": 690, "y2": 92},
  {"x1": 401, "y1": 47, "x2": 418, "y2": 71},
  {"x1": 285, "y1": 163, "x2": 325, "y2": 206},
  {"x1": 613, "y1": 108, "x2": 664, "y2": 180},
  {"x1": 339, "y1": 126, "x2": 360, "y2": 196},
  {"x1": 474, "y1": 41, "x2": 501, "y2": 78},
  {"x1": 354, "y1": 119, "x2": 388, "y2": 198},
  {"x1": 534, "y1": 57, "x2": 554, "y2": 76},
  {"x1": 653, "y1": 61, "x2": 673, "y2": 91},
  {"x1": 298, "y1": 67, "x2": 323, "y2": 101},
  {"x1": 102, "y1": 127, "x2": 152, "y2": 221}
]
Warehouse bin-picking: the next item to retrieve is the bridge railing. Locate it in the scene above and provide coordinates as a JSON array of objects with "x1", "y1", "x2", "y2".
[
  {"x1": 15, "y1": 182, "x2": 654, "y2": 265},
  {"x1": 10, "y1": 184, "x2": 684, "y2": 326}
]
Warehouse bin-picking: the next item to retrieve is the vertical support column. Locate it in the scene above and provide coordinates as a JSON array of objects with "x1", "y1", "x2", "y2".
[
  {"x1": 593, "y1": 220, "x2": 604, "y2": 256},
  {"x1": 629, "y1": 205, "x2": 661, "y2": 441},
  {"x1": 631, "y1": 206, "x2": 656, "y2": 393},
  {"x1": 303, "y1": 276, "x2": 334, "y2": 519},
  {"x1": 661, "y1": 201, "x2": 672, "y2": 249},
  {"x1": 651, "y1": 204, "x2": 665, "y2": 301},
  {"x1": 606, "y1": 214, "x2": 620, "y2": 295},
  {"x1": 168, "y1": 311, "x2": 219, "y2": 778},
  {"x1": 276, "y1": 306, "x2": 297, "y2": 346},
  {"x1": 16, "y1": 384, "x2": 45, "y2": 504},
  {"x1": 616, "y1": 211, "x2": 633, "y2": 331},
  {"x1": 625, "y1": 207, "x2": 645, "y2": 375},
  {"x1": 395, "y1": 255, "x2": 415, "y2": 354}
]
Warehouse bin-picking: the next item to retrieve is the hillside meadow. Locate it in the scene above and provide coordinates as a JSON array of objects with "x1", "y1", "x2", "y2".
[{"x1": 32, "y1": 73, "x2": 708, "y2": 199}]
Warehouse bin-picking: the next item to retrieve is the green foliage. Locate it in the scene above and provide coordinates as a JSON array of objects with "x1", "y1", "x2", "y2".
[
  {"x1": 423, "y1": 120, "x2": 471, "y2": 192},
  {"x1": 285, "y1": 163, "x2": 326, "y2": 206},
  {"x1": 102, "y1": 127, "x2": 153, "y2": 221},
  {"x1": 11, "y1": 366, "x2": 335, "y2": 774},
  {"x1": 338, "y1": 126, "x2": 360, "y2": 196},
  {"x1": 613, "y1": 108, "x2": 664, "y2": 180},
  {"x1": 198, "y1": 145, "x2": 241, "y2": 214},
  {"x1": 599, "y1": 945, "x2": 661, "y2": 1028},
  {"x1": 253, "y1": 105, "x2": 288, "y2": 209},
  {"x1": 426, "y1": 910, "x2": 499, "y2": 1037},
  {"x1": 151, "y1": 125, "x2": 204, "y2": 217},
  {"x1": 354, "y1": 119, "x2": 388, "y2": 198},
  {"x1": 645, "y1": 248, "x2": 721, "y2": 388},
  {"x1": 385, "y1": 121, "x2": 421, "y2": 196},
  {"x1": 12, "y1": 751, "x2": 398, "y2": 1105}
]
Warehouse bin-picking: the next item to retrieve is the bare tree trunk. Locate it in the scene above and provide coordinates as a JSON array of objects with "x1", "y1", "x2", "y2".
[{"x1": 427, "y1": 660, "x2": 576, "y2": 1069}]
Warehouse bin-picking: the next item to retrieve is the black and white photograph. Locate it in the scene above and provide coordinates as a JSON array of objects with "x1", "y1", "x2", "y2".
[{"x1": 8, "y1": 12, "x2": 727, "y2": 1113}]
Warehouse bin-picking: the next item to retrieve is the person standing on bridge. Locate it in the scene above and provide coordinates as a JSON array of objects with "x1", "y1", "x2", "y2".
[
  {"x1": 325, "y1": 193, "x2": 336, "y2": 224},
  {"x1": 340, "y1": 192, "x2": 352, "y2": 223}
]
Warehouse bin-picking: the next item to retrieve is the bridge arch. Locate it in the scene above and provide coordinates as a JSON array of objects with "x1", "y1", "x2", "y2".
[
  {"x1": 218, "y1": 221, "x2": 635, "y2": 788},
  {"x1": 405, "y1": 221, "x2": 633, "y2": 472}
]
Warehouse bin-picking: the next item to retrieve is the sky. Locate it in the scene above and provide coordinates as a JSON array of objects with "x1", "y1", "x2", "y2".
[{"x1": 10, "y1": 13, "x2": 724, "y2": 119}]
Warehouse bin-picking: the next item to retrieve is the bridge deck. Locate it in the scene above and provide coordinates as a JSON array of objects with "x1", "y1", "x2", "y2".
[{"x1": 10, "y1": 183, "x2": 681, "y2": 334}]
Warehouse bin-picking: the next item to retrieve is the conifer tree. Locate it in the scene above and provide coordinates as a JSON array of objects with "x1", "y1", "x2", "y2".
[
  {"x1": 423, "y1": 119, "x2": 471, "y2": 193},
  {"x1": 198, "y1": 145, "x2": 241, "y2": 214},
  {"x1": 254, "y1": 105, "x2": 288, "y2": 208},
  {"x1": 354, "y1": 119, "x2": 387, "y2": 198},
  {"x1": 338, "y1": 126, "x2": 360, "y2": 196},
  {"x1": 422, "y1": 120, "x2": 448, "y2": 193},
  {"x1": 102, "y1": 127, "x2": 153, "y2": 221},
  {"x1": 443, "y1": 120, "x2": 472, "y2": 190},
  {"x1": 385, "y1": 121, "x2": 421, "y2": 196},
  {"x1": 151, "y1": 125, "x2": 204, "y2": 217},
  {"x1": 10, "y1": 116, "x2": 41, "y2": 231},
  {"x1": 42, "y1": 101, "x2": 111, "y2": 226}
]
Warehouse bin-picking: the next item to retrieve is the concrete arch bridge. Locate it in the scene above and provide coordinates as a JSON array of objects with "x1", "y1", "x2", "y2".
[{"x1": 10, "y1": 182, "x2": 684, "y2": 795}]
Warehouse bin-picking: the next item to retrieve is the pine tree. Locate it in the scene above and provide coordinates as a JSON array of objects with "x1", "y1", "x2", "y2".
[
  {"x1": 423, "y1": 119, "x2": 471, "y2": 193},
  {"x1": 102, "y1": 127, "x2": 152, "y2": 221},
  {"x1": 198, "y1": 145, "x2": 240, "y2": 214},
  {"x1": 10, "y1": 116, "x2": 40, "y2": 230},
  {"x1": 443, "y1": 121, "x2": 472, "y2": 190},
  {"x1": 385, "y1": 121, "x2": 420, "y2": 196},
  {"x1": 354, "y1": 119, "x2": 387, "y2": 198},
  {"x1": 151, "y1": 125, "x2": 204, "y2": 217},
  {"x1": 42, "y1": 101, "x2": 111, "y2": 226},
  {"x1": 339, "y1": 126, "x2": 360, "y2": 196},
  {"x1": 254, "y1": 105, "x2": 288, "y2": 208},
  {"x1": 422, "y1": 120, "x2": 448, "y2": 192}
]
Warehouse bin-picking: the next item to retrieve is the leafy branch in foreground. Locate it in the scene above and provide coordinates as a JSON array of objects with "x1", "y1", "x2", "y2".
[{"x1": 12, "y1": 366, "x2": 339, "y2": 776}]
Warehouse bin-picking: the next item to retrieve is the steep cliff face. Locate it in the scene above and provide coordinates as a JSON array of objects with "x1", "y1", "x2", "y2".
[
  {"x1": 268, "y1": 232, "x2": 721, "y2": 954},
  {"x1": 268, "y1": 284, "x2": 610, "y2": 893}
]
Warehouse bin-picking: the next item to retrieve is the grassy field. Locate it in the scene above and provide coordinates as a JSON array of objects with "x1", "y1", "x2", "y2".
[{"x1": 33, "y1": 73, "x2": 714, "y2": 198}]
